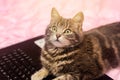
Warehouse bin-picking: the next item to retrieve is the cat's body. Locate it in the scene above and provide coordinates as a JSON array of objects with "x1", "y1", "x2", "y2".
[
  {"x1": 85, "y1": 22, "x2": 120, "y2": 69},
  {"x1": 31, "y1": 8, "x2": 120, "y2": 80}
]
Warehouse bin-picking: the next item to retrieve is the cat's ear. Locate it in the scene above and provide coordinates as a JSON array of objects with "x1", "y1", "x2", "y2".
[
  {"x1": 72, "y1": 12, "x2": 84, "y2": 42},
  {"x1": 72, "y1": 12, "x2": 84, "y2": 23},
  {"x1": 51, "y1": 8, "x2": 60, "y2": 21}
]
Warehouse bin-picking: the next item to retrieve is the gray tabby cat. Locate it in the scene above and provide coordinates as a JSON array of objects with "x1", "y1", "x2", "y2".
[{"x1": 31, "y1": 8, "x2": 120, "y2": 80}]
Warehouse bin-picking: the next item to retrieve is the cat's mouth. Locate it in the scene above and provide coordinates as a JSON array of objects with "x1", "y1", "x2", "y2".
[
  {"x1": 50, "y1": 36, "x2": 71, "y2": 47},
  {"x1": 54, "y1": 39, "x2": 62, "y2": 44},
  {"x1": 55, "y1": 39, "x2": 61, "y2": 42},
  {"x1": 51, "y1": 39, "x2": 70, "y2": 48}
]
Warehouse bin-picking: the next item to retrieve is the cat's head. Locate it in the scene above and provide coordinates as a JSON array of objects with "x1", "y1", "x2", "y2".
[{"x1": 45, "y1": 8, "x2": 84, "y2": 48}]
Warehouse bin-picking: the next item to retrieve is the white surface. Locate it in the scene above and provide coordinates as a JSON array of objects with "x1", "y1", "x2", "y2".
[{"x1": 34, "y1": 38, "x2": 45, "y2": 49}]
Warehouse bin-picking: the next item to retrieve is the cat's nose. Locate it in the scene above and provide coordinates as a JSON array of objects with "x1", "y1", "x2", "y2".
[{"x1": 56, "y1": 34, "x2": 61, "y2": 39}]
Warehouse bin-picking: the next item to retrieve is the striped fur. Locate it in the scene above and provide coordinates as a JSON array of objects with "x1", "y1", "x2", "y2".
[
  {"x1": 85, "y1": 22, "x2": 120, "y2": 69},
  {"x1": 31, "y1": 8, "x2": 120, "y2": 80},
  {"x1": 40, "y1": 22, "x2": 120, "y2": 80}
]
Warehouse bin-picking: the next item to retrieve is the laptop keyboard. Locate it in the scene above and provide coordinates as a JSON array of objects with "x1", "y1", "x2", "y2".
[{"x1": 0, "y1": 48, "x2": 39, "y2": 80}]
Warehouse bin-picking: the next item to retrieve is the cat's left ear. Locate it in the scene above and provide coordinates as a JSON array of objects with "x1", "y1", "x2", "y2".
[{"x1": 72, "y1": 12, "x2": 84, "y2": 23}]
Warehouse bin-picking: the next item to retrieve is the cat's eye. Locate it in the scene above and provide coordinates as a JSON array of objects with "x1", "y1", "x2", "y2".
[
  {"x1": 64, "y1": 29, "x2": 72, "y2": 34},
  {"x1": 51, "y1": 26, "x2": 57, "y2": 32}
]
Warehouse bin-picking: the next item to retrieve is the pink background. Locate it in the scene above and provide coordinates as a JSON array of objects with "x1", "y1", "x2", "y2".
[{"x1": 0, "y1": 0, "x2": 120, "y2": 79}]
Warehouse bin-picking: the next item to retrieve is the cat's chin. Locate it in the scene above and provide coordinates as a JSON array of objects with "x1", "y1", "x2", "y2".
[{"x1": 51, "y1": 41, "x2": 70, "y2": 48}]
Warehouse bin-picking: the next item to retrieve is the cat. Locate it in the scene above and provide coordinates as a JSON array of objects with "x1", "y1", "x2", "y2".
[{"x1": 31, "y1": 8, "x2": 120, "y2": 80}]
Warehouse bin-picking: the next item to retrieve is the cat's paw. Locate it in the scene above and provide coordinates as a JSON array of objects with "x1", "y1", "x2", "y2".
[
  {"x1": 52, "y1": 74, "x2": 73, "y2": 80},
  {"x1": 31, "y1": 68, "x2": 49, "y2": 80},
  {"x1": 31, "y1": 71, "x2": 44, "y2": 80}
]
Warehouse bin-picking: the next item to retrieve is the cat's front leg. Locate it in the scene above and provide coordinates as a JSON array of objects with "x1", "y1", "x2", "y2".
[
  {"x1": 31, "y1": 67, "x2": 49, "y2": 80},
  {"x1": 53, "y1": 74, "x2": 79, "y2": 80}
]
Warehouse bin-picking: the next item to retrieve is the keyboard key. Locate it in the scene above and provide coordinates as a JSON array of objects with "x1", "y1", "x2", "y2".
[{"x1": 0, "y1": 48, "x2": 40, "y2": 80}]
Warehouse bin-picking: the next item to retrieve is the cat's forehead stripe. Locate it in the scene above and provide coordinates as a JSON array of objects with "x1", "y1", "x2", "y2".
[{"x1": 56, "y1": 18, "x2": 71, "y2": 29}]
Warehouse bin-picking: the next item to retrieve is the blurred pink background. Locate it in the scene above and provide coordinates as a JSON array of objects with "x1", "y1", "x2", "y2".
[
  {"x1": 0, "y1": 0, "x2": 120, "y2": 79},
  {"x1": 1, "y1": 0, "x2": 120, "y2": 49}
]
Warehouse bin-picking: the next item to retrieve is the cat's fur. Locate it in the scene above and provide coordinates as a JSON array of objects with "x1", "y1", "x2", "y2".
[{"x1": 31, "y1": 8, "x2": 120, "y2": 80}]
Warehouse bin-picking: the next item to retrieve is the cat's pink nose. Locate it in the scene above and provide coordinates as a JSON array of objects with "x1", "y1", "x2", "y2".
[{"x1": 56, "y1": 34, "x2": 61, "y2": 39}]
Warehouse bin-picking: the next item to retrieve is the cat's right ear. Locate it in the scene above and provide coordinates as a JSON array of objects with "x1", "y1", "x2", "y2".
[
  {"x1": 51, "y1": 8, "x2": 61, "y2": 21},
  {"x1": 72, "y1": 12, "x2": 84, "y2": 23}
]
